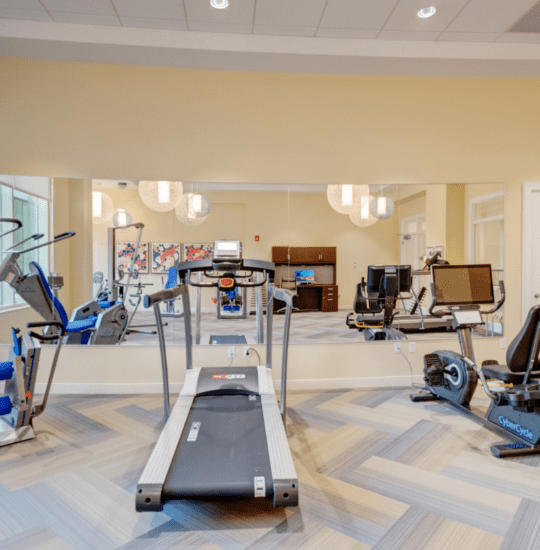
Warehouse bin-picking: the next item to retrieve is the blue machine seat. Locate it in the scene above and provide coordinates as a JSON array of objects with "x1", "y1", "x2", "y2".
[
  {"x1": 0, "y1": 362, "x2": 13, "y2": 381},
  {"x1": 98, "y1": 300, "x2": 121, "y2": 309},
  {"x1": 0, "y1": 396, "x2": 12, "y2": 416},
  {"x1": 30, "y1": 261, "x2": 99, "y2": 337}
]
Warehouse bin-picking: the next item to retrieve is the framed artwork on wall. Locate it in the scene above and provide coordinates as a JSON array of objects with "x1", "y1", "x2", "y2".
[
  {"x1": 116, "y1": 242, "x2": 149, "y2": 274},
  {"x1": 184, "y1": 243, "x2": 213, "y2": 261},
  {"x1": 152, "y1": 242, "x2": 181, "y2": 273}
]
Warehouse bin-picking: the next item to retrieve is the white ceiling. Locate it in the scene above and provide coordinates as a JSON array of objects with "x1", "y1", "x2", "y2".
[{"x1": 2, "y1": 0, "x2": 540, "y2": 76}]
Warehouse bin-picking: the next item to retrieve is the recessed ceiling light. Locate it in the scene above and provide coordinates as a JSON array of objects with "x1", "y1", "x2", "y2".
[
  {"x1": 417, "y1": 7, "x2": 437, "y2": 18},
  {"x1": 210, "y1": 0, "x2": 229, "y2": 9}
]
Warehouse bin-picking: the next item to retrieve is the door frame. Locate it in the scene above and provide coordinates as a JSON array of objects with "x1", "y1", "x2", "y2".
[
  {"x1": 468, "y1": 190, "x2": 504, "y2": 265},
  {"x1": 523, "y1": 181, "x2": 540, "y2": 322}
]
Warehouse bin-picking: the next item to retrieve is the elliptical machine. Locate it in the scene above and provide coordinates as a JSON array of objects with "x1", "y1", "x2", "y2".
[{"x1": 410, "y1": 264, "x2": 540, "y2": 458}]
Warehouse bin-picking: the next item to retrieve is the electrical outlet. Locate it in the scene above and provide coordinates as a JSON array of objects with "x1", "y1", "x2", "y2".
[
  {"x1": 394, "y1": 342, "x2": 402, "y2": 354},
  {"x1": 409, "y1": 342, "x2": 416, "y2": 353},
  {"x1": 500, "y1": 338, "x2": 507, "y2": 349},
  {"x1": 244, "y1": 346, "x2": 250, "y2": 357},
  {"x1": 228, "y1": 346, "x2": 235, "y2": 358}
]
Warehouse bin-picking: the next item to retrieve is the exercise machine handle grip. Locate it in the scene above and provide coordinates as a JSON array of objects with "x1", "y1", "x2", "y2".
[
  {"x1": 483, "y1": 280, "x2": 505, "y2": 315},
  {"x1": 144, "y1": 284, "x2": 187, "y2": 308},
  {"x1": 0, "y1": 218, "x2": 23, "y2": 239},
  {"x1": 54, "y1": 231, "x2": 76, "y2": 242},
  {"x1": 27, "y1": 321, "x2": 66, "y2": 341}
]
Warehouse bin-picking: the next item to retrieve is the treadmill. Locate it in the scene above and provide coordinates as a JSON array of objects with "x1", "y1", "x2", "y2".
[{"x1": 136, "y1": 241, "x2": 299, "y2": 511}]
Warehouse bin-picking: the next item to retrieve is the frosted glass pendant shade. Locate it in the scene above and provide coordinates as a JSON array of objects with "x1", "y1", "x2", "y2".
[
  {"x1": 370, "y1": 196, "x2": 395, "y2": 220},
  {"x1": 350, "y1": 195, "x2": 378, "y2": 227},
  {"x1": 92, "y1": 192, "x2": 114, "y2": 225},
  {"x1": 113, "y1": 209, "x2": 133, "y2": 228},
  {"x1": 175, "y1": 193, "x2": 211, "y2": 226},
  {"x1": 138, "y1": 181, "x2": 183, "y2": 212},
  {"x1": 327, "y1": 184, "x2": 370, "y2": 214}
]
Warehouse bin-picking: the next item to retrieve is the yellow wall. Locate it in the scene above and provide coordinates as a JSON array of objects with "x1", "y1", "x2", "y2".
[
  {"x1": 446, "y1": 184, "x2": 465, "y2": 264},
  {"x1": 1, "y1": 57, "x2": 538, "y2": 383}
]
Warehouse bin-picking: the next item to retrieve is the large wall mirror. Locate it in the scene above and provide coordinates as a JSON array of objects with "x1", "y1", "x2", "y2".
[{"x1": 0, "y1": 177, "x2": 504, "y2": 347}]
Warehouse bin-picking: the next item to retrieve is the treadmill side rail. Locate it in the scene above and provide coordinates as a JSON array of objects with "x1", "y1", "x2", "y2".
[{"x1": 136, "y1": 483, "x2": 164, "y2": 512}]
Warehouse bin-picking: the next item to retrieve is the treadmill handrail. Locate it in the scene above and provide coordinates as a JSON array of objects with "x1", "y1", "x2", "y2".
[
  {"x1": 144, "y1": 283, "x2": 188, "y2": 308},
  {"x1": 0, "y1": 218, "x2": 23, "y2": 239}
]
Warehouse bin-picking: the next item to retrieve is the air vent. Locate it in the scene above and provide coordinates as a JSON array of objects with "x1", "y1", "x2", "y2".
[{"x1": 509, "y1": 1, "x2": 540, "y2": 33}]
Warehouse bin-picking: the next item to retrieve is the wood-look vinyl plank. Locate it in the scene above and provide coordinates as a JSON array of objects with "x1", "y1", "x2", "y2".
[
  {"x1": 22, "y1": 466, "x2": 169, "y2": 550},
  {"x1": 349, "y1": 388, "x2": 407, "y2": 409},
  {"x1": 290, "y1": 423, "x2": 375, "y2": 473},
  {"x1": 317, "y1": 400, "x2": 418, "y2": 434},
  {"x1": 245, "y1": 517, "x2": 371, "y2": 550},
  {"x1": 0, "y1": 483, "x2": 46, "y2": 540},
  {"x1": 348, "y1": 456, "x2": 520, "y2": 536},
  {"x1": 0, "y1": 525, "x2": 73, "y2": 550},
  {"x1": 163, "y1": 500, "x2": 295, "y2": 550},
  {"x1": 444, "y1": 451, "x2": 540, "y2": 502},
  {"x1": 372, "y1": 506, "x2": 502, "y2": 550},
  {"x1": 285, "y1": 390, "x2": 348, "y2": 409},
  {"x1": 295, "y1": 462, "x2": 409, "y2": 530},
  {"x1": 287, "y1": 407, "x2": 347, "y2": 432},
  {"x1": 499, "y1": 498, "x2": 540, "y2": 550}
]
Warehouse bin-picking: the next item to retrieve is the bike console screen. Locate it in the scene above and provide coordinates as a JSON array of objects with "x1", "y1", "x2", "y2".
[{"x1": 432, "y1": 264, "x2": 494, "y2": 306}]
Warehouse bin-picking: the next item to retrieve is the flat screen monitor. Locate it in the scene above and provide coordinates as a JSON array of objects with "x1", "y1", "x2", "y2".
[
  {"x1": 295, "y1": 269, "x2": 315, "y2": 284},
  {"x1": 367, "y1": 265, "x2": 412, "y2": 293},
  {"x1": 432, "y1": 264, "x2": 494, "y2": 306}
]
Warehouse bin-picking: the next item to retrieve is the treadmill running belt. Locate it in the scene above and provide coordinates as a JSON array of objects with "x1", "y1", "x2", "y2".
[{"x1": 162, "y1": 394, "x2": 273, "y2": 501}]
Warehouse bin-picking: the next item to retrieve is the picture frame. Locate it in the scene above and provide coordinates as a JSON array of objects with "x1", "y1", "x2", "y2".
[
  {"x1": 184, "y1": 243, "x2": 213, "y2": 261},
  {"x1": 426, "y1": 246, "x2": 444, "y2": 260},
  {"x1": 152, "y1": 242, "x2": 181, "y2": 274},
  {"x1": 116, "y1": 241, "x2": 149, "y2": 274}
]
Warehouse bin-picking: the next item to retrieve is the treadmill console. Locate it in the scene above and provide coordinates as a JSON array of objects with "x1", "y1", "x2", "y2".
[{"x1": 213, "y1": 240, "x2": 242, "y2": 262}]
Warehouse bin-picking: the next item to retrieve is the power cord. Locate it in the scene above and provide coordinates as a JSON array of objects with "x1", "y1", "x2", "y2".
[
  {"x1": 246, "y1": 347, "x2": 261, "y2": 366},
  {"x1": 399, "y1": 348, "x2": 424, "y2": 389}
]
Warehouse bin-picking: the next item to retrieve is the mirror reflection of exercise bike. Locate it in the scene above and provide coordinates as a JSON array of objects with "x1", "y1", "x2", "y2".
[
  {"x1": 346, "y1": 265, "x2": 411, "y2": 341},
  {"x1": 409, "y1": 264, "x2": 540, "y2": 458}
]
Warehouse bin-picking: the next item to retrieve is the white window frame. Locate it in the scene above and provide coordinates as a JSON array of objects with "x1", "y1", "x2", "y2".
[
  {"x1": 468, "y1": 190, "x2": 504, "y2": 267},
  {"x1": 0, "y1": 179, "x2": 52, "y2": 313}
]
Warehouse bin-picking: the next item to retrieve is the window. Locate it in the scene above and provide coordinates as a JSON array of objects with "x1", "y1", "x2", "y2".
[
  {"x1": 469, "y1": 191, "x2": 504, "y2": 270},
  {"x1": 0, "y1": 179, "x2": 50, "y2": 311}
]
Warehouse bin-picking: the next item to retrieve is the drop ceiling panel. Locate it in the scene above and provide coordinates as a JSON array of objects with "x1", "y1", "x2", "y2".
[
  {"x1": 320, "y1": 0, "x2": 399, "y2": 30},
  {"x1": 254, "y1": 25, "x2": 316, "y2": 36},
  {"x1": 377, "y1": 30, "x2": 441, "y2": 40},
  {"x1": 184, "y1": 0, "x2": 254, "y2": 24},
  {"x1": 316, "y1": 28, "x2": 379, "y2": 38},
  {"x1": 445, "y1": 0, "x2": 539, "y2": 33},
  {"x1": 438, "y1": 32, "x2": 501, "y2": 42},
  {"x1": 51, "y1": 13, "x2": 120, "y2": 25},
  {"x1": 120, "y1": 17, "x2": 188, "y2": 30},
  {"x1": 112, "y1": 0, "x2": 185, "y2": 20},
  {"x1": 510, "y1": 2, "x2": 540, "y2": 32},
  {"x1": 42, "y1": 0, "x2": 116, "y2": 15},
  {"x1": 0, "y1": 0, "x2": 44, "y2": 9},
  {"x1": 187, "y1": 21, "x2": 253, "y2": 33},
  {"x1": 383, "y1": 0, "x2": 470, "y2": 32},
  {"x1": 254, "y1": 0, "x2": 326, "y2": 27},
  {"x1": 0, "y1": 8, "x2": 51, "y2": 20}
]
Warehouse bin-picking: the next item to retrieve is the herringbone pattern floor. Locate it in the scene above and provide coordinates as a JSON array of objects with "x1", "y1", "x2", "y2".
[{"x1": 0, "y1": 386, "x2": 538, "y2": 549}]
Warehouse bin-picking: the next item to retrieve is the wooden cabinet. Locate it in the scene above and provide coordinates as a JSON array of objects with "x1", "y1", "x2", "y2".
[
  {"x1": 272, "y1": 246, "x2": 337, "y2": 265},
  {"x1": 321, "y1": 285, "x2": 338, "y2": 312}
]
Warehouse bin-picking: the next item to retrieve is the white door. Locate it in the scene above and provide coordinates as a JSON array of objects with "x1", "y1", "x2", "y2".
[
  {"x1": 400, "y1": 215, "x2": 426, "y2": 294},
  {"x1": 522, "y1": 182, "x2": 540, "y2": 322}
]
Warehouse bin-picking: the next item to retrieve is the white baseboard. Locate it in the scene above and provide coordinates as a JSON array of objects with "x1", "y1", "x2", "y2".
[{"x1": 35, "y1": 375, "x2": 424, "y2": 395}]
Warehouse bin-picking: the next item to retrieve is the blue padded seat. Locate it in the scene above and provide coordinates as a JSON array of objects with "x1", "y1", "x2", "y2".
[
  {"x1": 165, "y1": 267, "x2": 178, "y2": 290},
  {"x1": 98, "y1": 300, "x2": 121, "y2": 309},
  {"x1": 0, "y1": 396, "x2": 12, "y2": 416},
  {"x1": 30, "y1": 261, "x2": 98, "y2": 336},
  {"x1": 0, "y1": 362, "x2": 13, "y2": 381}
]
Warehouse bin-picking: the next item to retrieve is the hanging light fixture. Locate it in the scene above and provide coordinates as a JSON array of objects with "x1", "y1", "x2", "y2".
[
  {"x1": 92, "y1": 191, "x2": 114, "y2": 225},
  {"x1": 175, "y1": 192, "x2": 211, "y2": 226},
  {"x1": 350, "y1": 195, "x2": 378, "y2": 227},
  {"x1": 327, "y1": 184, "x2": 370, "y2": 214},
  {"x1": 138, "y1": 181, "x2": 183, "y2": 212},
  {"x1": 370, "y1": 190, "x2": 395, "y2": 220},
  {"x1": 113, "y1": 208, "x2": 133, "y2": 228}
]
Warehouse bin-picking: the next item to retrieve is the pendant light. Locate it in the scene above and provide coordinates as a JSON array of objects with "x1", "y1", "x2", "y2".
[
  {"x1": 138, "y1": 181, "x2": 183, "y2": 212},
  {"x1": 112, "y1": 208, "x2": 133, "y2": 228},
  {"x1": 92, "y1": 191, "x2": 114, "y2": 225},
  {"x1": 350, "y1": 195, "x2": 378, "y2": 227},
  {"x1": 175, "y1": 192, "x2": 211, "y2": 226},
  {"x1": 370, "y1": 189, "x2": 395, "y2": 220},
  {"x1": 327, "y1": 184, "x2": 370, "y2": 215}
]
